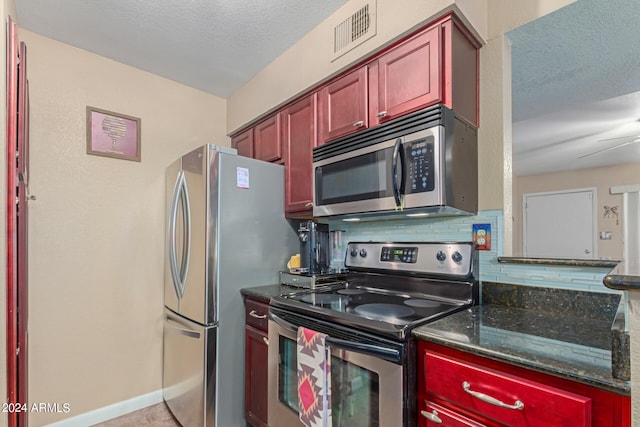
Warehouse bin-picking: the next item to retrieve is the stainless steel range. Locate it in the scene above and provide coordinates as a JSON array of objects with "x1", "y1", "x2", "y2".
[{"x1": 268, "y1": 241, "x2": 479, "y2": 427}]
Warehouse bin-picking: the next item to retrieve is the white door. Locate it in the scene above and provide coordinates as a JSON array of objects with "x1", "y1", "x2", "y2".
[{"x1": 523, "y1": 188, "x2": 597, "y2": 259}]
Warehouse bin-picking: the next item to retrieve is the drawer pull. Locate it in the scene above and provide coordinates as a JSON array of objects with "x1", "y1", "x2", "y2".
[
  {"x1": 420, "y1": 410, "x2": 442, "y2": 423},
  {"x1": 262, "y1": 337, "x2": 269, "y2": 346},
  {"x1": 249, "y1": 310, "x2": 267, "y2": 319},
  {"x1": 353, "y1": 120, "x2": 365, "y2": 127},
  {"x1": 462, "y1": 381, "x2": 524, "y2": 410}
]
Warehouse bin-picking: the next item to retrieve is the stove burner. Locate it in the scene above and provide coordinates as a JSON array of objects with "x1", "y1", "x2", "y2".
[
  {"x1": 336, "y1": 289, "x2": 366, "y2": 295},
  {"x1": 354, "y1": 303, "x2": 416, "y2": 325},
  {"x1": 403, "y1": 299, "x2": 442, "y2": 308},
  {"x1": 300, "y1": 294, "x2": 347, "y2": 305}
]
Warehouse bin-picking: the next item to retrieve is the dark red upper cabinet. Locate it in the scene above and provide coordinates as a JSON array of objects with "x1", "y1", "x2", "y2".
[
  {"x1": 254, "y1": 114, "x2": 283, "y2": 163},
  {"x1": 371, "y1": 25, "x2": 442, "y2": 126},
  {"x1": 231, "y1": 128, "x2": 254, "y2": 158},
  {"x1": 282, "y1": 94, "x2": 317, "y2": 216},
  {"x1": 318, "y1": 67, "x2": 368, "y2": 145}
]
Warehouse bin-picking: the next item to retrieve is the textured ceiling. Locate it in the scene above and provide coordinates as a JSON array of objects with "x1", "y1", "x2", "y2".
[
  {"x1": 15, "y1": 0, "x2": 347, "y2": 98},
  {"x1": 508, "y1": 0, "x2": 640, "y2": 176}
]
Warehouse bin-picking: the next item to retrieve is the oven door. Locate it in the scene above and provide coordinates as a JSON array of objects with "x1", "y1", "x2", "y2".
[{"x1": 268, "y1": 311, "x2": 403, "y2": 427}]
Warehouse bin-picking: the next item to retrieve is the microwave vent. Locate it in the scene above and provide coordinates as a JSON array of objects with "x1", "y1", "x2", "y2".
[{"x1": 332, "y1": 0, "x2": 376, "y2": 61}]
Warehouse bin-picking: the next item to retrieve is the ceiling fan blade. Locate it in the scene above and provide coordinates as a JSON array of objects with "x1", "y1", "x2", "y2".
[{"x1": 578, "y1": 139, "x2": 640, "y2": 159}]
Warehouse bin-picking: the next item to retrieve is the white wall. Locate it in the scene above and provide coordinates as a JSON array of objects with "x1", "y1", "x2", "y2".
[{"x1": 20, "y1": 30, "x2": 227, "y2": 425}]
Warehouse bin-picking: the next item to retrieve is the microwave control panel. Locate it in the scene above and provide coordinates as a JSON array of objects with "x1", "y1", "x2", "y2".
[{"x1": 404, "y1": 136, "x2": 435, "y2": 194}]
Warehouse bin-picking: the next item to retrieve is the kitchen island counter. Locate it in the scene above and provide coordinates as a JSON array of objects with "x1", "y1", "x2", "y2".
[{"x1": 413, "y1": 282, "x2": 630, "y2": 395}]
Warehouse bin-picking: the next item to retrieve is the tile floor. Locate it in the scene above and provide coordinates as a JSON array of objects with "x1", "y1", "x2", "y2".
[{"x1": 92, "y1": 402, "x2": 180, "y2": 427}]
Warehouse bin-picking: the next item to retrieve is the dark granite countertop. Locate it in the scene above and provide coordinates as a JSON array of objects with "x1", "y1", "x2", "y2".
[
  {"x1": 241, "y1": 283, "x2": 307, "y2": 302},
  {"x1": 497, "y1": 256, "x2": 619, "y2": 268},
  {"x1": 412, "y1": 283, "x2": 630, "y2": 395},
  {"x1": 603, "y1": 260, "x2": 640, "y2": 291}
]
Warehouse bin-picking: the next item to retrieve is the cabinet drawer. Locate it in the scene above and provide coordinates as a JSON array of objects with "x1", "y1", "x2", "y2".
[
  {"x1": 424, "y1": 351, "x2": 592, "y2": 427},
  {"x1": 244, "y1": 298, "x2": 269, "y2": 331}
]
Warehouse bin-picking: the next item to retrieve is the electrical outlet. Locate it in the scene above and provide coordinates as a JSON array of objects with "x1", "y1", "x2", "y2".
[
  {"x1": 472, "y1": 224, "x2": 491, "y2": 250},
  {"x1": 600, "y1": 231, "x2": 612, "y2": 240}
]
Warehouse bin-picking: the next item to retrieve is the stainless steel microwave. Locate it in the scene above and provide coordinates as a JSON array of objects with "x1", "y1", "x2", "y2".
[{"x1": 312, "y1": 105, "x2": 478, "y2": 220}]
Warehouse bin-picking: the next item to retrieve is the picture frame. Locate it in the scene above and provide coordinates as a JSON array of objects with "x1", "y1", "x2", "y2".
[{"x1": 86, "y1": 106, "x2": 141, "y2": 162}]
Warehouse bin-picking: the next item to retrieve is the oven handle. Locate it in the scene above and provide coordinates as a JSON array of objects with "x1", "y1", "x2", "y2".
[{"x1": 269, "y1": 311, "x2": 402, "y2": 364}]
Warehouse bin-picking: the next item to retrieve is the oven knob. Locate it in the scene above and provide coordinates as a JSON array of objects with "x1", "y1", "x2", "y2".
[
  {"x1": 359, "y1": 249, "x2": 367, "y2": 258},
  {"x1": 436, "y1": 251, "x2": 447, "y2": 262},
  {"x1": 350, "y1": 248, "x2": 358, "y2": 257},
  {"x1": 452, "y1": 251, "x2": 463, "y2": 263}
]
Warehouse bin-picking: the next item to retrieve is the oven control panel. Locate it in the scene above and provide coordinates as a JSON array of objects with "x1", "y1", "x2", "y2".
[
  {"x1": 380, "y1": 246, "x2": 418, "y2": 263},
  {"x1": 346, "y1": 242, "x2": 474, "y2": 276}
]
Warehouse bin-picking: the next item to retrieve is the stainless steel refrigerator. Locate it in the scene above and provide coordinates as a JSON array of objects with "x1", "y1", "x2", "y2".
[{"x1": 163, "y1": 145, "x2": 298, "y2": 427}]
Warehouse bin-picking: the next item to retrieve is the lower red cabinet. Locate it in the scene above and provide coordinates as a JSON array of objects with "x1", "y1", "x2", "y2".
[
  {"x1": 418, "y1": 342, "x2": 630, "y2": 427},
  {"x1": 244, "y1": 297, "x2": 270, "y2": 427}
]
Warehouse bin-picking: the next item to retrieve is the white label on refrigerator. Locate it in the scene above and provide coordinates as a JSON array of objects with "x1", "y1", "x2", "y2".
[{"x1": 237, "y1": 167, "x2": 249, "y2": 189}]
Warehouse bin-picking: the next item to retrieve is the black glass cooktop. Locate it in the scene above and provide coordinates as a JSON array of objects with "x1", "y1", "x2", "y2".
[{"x1": 283, "y1": 285, "x2": 461, "y2": 328}]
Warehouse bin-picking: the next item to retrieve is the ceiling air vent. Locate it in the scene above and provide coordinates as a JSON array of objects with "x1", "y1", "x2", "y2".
[{"x1": 332, "y1": 0, "x2": 377, "y2": 61}]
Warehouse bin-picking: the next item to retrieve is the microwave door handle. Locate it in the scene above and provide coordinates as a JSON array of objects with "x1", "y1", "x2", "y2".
[
  {"x1": 398, "y1": 139, "x2": 406, "y2": 196},
  {"x1": 392, "y1": 138, "x2": 403, "y2": 207}
]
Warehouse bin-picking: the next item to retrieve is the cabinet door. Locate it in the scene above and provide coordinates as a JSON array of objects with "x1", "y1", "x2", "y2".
[
  {"x1": 373, "y1": 26, "x2": 441, "y2": 125},
  {"x1": 282, "y1": 94, "x2": 317, "y2": 215},
  {"x1": 318, "y1": 67, "x2": 368, "y2": 144},
  {"x1": 245, "y1": 325, "x2": 269, "y2": 427},
  {"x1": 255, "y1": 114, "x2": 283, "y2": 163},
  {"x1": 231, "y1": 128, "x2": 254, "y2": 158}
]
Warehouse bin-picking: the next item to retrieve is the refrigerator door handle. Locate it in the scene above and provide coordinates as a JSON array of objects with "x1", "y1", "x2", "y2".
[
  {"x1": 165, "y1": 316, "x2": 201, "y2": 339},
  {"x1": 168, "y1": 172, "x2": 181, "y2": 299},
  {"x1": 168, "y1": 171, "x2": 191, "y2": 299},
  {"x1": 177, "y1": 172, "x2": 191, "y2": 293}
]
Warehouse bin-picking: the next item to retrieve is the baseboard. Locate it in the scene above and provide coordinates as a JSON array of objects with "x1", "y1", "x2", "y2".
[{"x1": 45, "y1": 390, "x2": 164, "y2": 427}]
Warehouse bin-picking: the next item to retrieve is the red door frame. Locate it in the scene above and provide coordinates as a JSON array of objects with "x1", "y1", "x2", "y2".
[
  {"x1": 6, "y1": 16, "x2": 19, "y2": 427},
  {"x1": 6, "y1": 16, "x2": 28, "y2": 427}
]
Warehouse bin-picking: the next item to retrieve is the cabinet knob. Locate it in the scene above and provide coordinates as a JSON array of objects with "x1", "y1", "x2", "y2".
[
  {"x1": 352, "y1": 120, "x2": 364, "y2": 127},
  {"x1": 420, "y1": 410, "x2": 442, "y2": 424},
  {"x1": 376, "y1": 111, "x2": 388, "y2": 118}
]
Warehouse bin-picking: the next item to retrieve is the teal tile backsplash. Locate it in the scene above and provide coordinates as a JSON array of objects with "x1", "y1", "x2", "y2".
[{"x1": 328, "y1": 209, "x2": 617, "y2": 294}]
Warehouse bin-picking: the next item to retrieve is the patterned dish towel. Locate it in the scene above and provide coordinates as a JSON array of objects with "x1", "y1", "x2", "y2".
[{"x1": 297, "y1": 327, "x2": 332, "y2": 427}]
